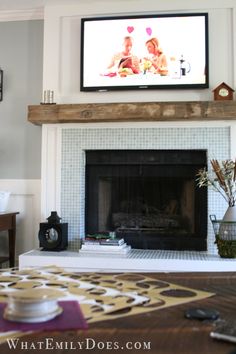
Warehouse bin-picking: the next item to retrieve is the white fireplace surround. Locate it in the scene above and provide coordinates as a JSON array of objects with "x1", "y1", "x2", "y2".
[
  {"x1": 18, "y1": 119, "x2": 236, "y2": 272},
  {"x1": 40, "y1": 120, "x2": 236, "y2": 254}
]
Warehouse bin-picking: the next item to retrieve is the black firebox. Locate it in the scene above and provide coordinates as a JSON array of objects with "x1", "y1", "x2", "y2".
[{"x1": 85, "y1": 150, "x2": 207, "y2": 251}]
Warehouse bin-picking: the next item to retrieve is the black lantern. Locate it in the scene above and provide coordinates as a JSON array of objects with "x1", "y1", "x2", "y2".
[
  {"x1": 38, "y1": 211, "x2": 68, "y2": 251},
  {"x1": 0, "y1": 69, "x2": 3, "y2": 101}
]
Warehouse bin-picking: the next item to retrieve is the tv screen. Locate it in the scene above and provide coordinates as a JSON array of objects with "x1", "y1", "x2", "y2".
[{"x1": 81, "y1": 13, "x2": 209, "y2": 91}]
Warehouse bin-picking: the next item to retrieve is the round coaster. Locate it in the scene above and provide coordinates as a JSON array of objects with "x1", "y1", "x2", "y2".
[{"x1": 185, "y1": 307, "x2": 220, "y2": 320}]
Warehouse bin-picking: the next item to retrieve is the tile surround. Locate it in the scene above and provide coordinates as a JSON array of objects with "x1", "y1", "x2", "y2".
[{"x1": 61, "y1": 126, "x2": 230, "y2": 255}]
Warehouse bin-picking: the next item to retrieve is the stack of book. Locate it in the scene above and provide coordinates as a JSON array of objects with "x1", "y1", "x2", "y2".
[{"x1": 80, "y1": 236, "x2": 131, "y2": 255}]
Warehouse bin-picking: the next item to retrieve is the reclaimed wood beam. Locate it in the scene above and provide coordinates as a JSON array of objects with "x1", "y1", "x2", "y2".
[{"x1": 28, "y1": 101, "x2": 236, "y2": 125}]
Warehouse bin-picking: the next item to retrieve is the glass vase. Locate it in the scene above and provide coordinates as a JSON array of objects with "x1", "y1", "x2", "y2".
[{"x1": 222, "y1": 205, "x2": 236, "y2": 222}]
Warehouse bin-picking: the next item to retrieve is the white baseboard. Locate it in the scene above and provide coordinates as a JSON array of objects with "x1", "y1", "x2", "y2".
[{"x1": 0, "y1": 179, "x2": 41, "y2": 265}]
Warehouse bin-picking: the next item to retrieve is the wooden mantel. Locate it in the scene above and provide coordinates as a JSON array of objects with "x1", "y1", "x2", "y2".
[{"x1": 28, "y1": 101, "x2": 236, "y2": 125}]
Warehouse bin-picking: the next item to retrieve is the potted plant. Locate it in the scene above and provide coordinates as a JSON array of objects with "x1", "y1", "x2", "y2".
[{"x1": 196, "y1": 159, "x2": 236, "y2": 257}]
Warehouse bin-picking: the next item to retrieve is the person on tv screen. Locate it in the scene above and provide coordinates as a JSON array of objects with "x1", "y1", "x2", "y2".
[
  {"x1": 108, "y1": 36, "x2": 140, "y2": 74},
  {"x1": 143, "y1": 37, "x2": 168, "y2": 75},
  {"x1": 118, "y1": 57, "x2": 140, "y2": 76}
]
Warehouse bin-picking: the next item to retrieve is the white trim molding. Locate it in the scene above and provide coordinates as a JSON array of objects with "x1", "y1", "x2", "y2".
[
  {"x1": 41, "y1": 125, "x2": 62, "y2": 220},
  {"x1": 0, "y1": 8, "x2": 44, "y2": 22}
]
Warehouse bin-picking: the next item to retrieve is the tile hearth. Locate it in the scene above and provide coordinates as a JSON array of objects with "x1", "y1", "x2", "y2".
[{"x1": 19, "y1": 249, "x2": 236, "y2": 273}]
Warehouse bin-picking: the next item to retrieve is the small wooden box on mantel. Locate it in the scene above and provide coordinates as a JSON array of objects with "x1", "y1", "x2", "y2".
[{"x1": 213, "y1": 82, "x2": 234, "y2": 101}]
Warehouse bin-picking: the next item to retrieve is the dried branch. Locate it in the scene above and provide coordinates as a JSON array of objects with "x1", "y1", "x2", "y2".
[{"x1": 197, "y1": 159, "x2": 236, "y2": 207}]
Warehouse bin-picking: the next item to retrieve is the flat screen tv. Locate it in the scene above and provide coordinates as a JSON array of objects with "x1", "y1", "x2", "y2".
[{"x1": 81, "y1": 13, "x2": 209, "y2": 92}]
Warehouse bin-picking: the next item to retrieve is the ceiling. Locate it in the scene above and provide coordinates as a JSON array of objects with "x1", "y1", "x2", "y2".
[{"x1": 0, "y1": 0, "x2": 87, "y2": 11}]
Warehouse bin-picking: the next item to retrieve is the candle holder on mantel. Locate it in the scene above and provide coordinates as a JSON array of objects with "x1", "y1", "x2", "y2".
[{"x1": 40, "y1": 90, "x2": 56, "y2": 105}]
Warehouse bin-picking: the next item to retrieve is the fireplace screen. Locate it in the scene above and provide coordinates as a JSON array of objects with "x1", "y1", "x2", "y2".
[{"x1": 85, "y1": 150, "x2": 207, "y2": 251}]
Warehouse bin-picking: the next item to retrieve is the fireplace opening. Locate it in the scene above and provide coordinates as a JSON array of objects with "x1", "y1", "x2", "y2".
[{"x1": 85, "y1": 150, "x2": 207, "y2": 251}]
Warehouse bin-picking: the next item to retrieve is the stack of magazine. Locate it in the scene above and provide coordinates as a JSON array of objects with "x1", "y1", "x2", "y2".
[{"x1": 80, "y1": 235, "x2": 131, "y2": 255}]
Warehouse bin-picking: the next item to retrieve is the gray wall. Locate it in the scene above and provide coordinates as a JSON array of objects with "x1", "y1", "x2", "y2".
[{"x1": 0, "y1": 20, "x2": 43, "y2": 179}]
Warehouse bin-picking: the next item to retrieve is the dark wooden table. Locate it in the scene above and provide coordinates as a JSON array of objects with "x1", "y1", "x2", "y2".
[
  {"x1": 0, "y1": 212, "x2": 19, "y2": 267},
  {"x1": 1, "y1": 272, "x2": 236, "y2": 354}
]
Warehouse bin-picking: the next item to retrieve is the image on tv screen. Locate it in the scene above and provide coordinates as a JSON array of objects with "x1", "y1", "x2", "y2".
[{"x1": 81, "y1": 13, "x2": 208, "y2": 91}]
